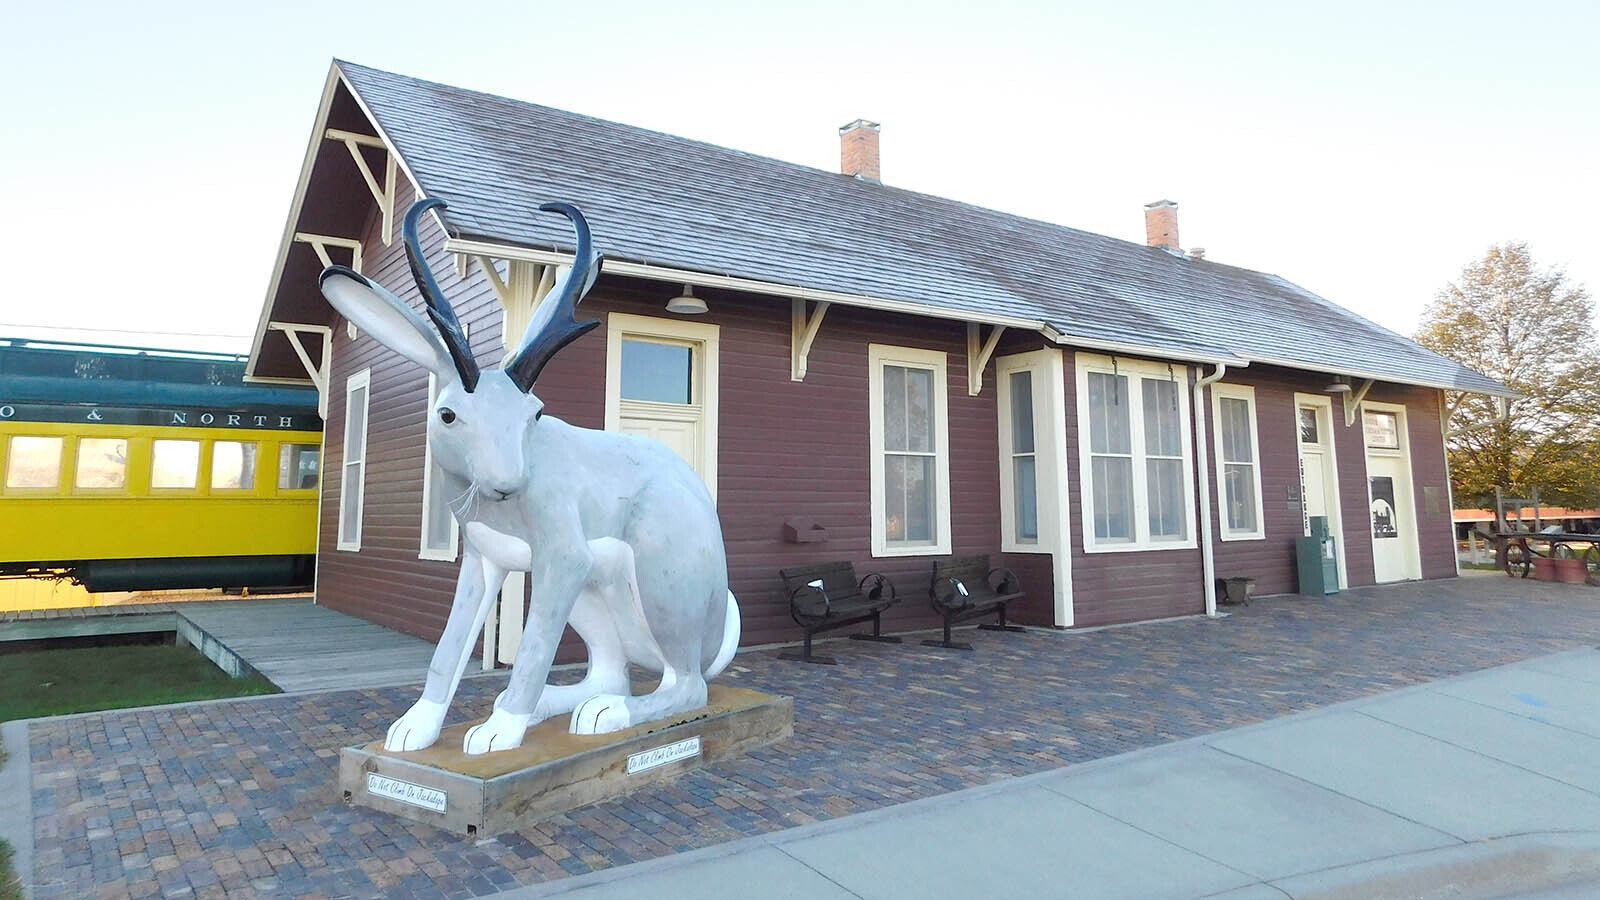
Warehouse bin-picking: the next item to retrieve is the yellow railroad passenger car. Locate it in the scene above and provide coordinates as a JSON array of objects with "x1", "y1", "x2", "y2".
[{"x1": 0, "y1": 339, "x2": 322, "y2": 595}]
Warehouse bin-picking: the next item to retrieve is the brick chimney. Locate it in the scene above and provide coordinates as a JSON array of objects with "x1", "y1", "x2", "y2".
[
  {"x1": 1144, "y1": 199, "x2": 1180, "y2": 251},
  {"x1": 840, "y1": 119, "x2": 881, "y2": 182}
]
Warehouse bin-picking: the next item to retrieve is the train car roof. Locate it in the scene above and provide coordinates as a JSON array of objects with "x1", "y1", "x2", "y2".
[{"x1": 0, "y1": 338, "x2": 321, "y2": 415}]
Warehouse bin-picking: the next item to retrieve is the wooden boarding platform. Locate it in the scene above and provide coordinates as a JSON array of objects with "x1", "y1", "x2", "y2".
[
  {"x1": 340, "y1": 685, "x2": 793, "y2": 835},
  {"x1": 1, "y1": 597, "x2": 466, "y2": 694}
]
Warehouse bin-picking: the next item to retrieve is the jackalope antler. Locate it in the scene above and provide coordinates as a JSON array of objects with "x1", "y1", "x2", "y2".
[{"x1": 320, "y1": 198, "x2": 739, "y2": 755}]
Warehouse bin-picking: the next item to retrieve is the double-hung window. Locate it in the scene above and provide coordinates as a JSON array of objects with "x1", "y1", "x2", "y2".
[
  {"x1": 869, "y1": 345, "x2": 951, "y2": 557},
  {"x1": 996, "y1": 350, "x2": 1065, "y2": 551},
  {"x1": 337, "y1": 368, "x2": 370, "y2": 551},
  {"x1": 1212, "y1": 384, "x2": 1265, "y2": 540},
  {"x1": 1077, "y1": 354, "x2": 1196, "y2": 551}
]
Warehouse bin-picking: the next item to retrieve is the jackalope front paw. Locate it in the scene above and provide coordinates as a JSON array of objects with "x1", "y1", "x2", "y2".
[
  {"x1": 384, "y1": 698, "x2": 447, "y2": 752},
  {"x1": 571, "y1": 693, "x2": 633, "y2": 735},
  {"x1": 463, "y1": 708, "x2": 532, "y2": 755}
]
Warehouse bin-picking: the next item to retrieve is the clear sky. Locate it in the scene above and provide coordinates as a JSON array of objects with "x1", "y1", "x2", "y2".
[{"x1": 1, "y1": 0, "x2": 1594, "y2": 354}]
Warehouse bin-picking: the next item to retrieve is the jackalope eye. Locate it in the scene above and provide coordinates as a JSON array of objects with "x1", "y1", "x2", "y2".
[{"x1": 438, "y1": 408, "x2": 457, "y2": 425}]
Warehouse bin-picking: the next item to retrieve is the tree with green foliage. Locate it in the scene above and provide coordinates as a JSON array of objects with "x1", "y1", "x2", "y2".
[{"x1": 1416, "y1": 242, "x2": 1600, "y2": 509}]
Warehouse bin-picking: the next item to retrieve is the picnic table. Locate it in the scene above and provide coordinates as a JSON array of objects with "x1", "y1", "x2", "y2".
[{"x1": 1494, "y1": 531, "x2": 1600, "y2": 585}]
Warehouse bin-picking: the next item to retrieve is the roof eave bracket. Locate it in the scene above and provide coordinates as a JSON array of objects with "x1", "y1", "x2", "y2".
[
  {"x1": 267, "y1": 322, "x2": 333, "y2": 418},
  {"x1": 293, "y1": 233, "x2": 362, "y2": 274},
  {"x1": 792, "y1": 299, "x2": 831, "y2": 381},
  {"x1": 968, "y1": 323, "x2": 1006, "y2": 396},
  {"x1": 325, "y1": 128, "x2": 397, "y2": 245},
  {"x1": 1343, "y1": 379, "x2": 1376, "y2": 427}
]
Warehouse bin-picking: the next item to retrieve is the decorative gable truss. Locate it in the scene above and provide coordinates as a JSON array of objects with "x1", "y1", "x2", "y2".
[{"x1": 260, "y1": 129, "x2": 399, "y2": 411}]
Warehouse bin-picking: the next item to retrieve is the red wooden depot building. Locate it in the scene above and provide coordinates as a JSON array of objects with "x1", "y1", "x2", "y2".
[{"x1": 248, "y1": 60, "x2": 1511, "y2": 659}]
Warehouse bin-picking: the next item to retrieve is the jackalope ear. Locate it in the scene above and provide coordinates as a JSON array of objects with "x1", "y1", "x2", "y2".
[{"x1": 319, "y1": 266, "x2": 458, "y2": 383}]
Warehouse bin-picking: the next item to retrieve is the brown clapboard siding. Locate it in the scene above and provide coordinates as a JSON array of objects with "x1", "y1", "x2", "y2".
[
  {"x1": 1207, "y1": 365, "x2": 1323, "y2": 596},
  {"x1": 1061, "y1": 350, "x2": 1205, "y2": 627}
]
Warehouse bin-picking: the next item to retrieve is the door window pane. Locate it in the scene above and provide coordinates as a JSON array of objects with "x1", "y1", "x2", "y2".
[
  {"x1": 6, "y1": 436, "x2": 63, "y2": 488},
  {"x1": 1298, "y1": 408, "x2": 1320, "y2": 444},
  {"x1": 278, "y1": 444, "x2": 321, "y2": 489},
  {"x1": 620, "y1": 340, "x2": 692, "y2": 404},
  {"x1": 211, "y1": 441, "x2": 257, "y2": 490},
  {"x1": 1364, "y1": 411, "x2": 1399, "y2": 449},
  {"x1": 75, "y1": 438, "x2": 128, "y2": 489},
  {"x1": 152, "y1": 440, "x2": 201, "y2": 489}
]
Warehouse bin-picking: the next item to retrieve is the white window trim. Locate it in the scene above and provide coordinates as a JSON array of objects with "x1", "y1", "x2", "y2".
[
  {"x1": 1212, "y1": 383, "x2": 1266, "y2": 541},
  {"x1": 336, "y1": 367, "x2": 370, "y2": 552},
  {"x1": 419, "y1": 373, "x2": 460, "y2": 561},
  {"x1": 603, "y1": 313, "x2": 720, "y2": 501},
  {"x1": 1074, "y1": 353, "x2": 1198, "y2": 553},
  {"x1": 868, "y1": 344, "x2": 953, "y2": 558}
]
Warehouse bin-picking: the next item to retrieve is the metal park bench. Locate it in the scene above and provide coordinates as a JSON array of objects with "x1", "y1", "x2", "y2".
[
  {"x1": 924, "y1": 555, "x2": 1027, "y2": 650},
  {"x1": 778, "y1": 561, "x2": 902, "y2": 664}
]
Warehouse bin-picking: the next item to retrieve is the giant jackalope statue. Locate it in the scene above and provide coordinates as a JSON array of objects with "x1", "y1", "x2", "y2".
[{"x1": 320, "y1": 199, "x2": 740, "y2": 755}]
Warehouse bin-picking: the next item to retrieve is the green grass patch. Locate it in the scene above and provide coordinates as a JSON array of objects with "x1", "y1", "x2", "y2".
[
  {"x1": 0, "y1": 838, "x2": 19, "y2": 900},
  {"x1": 0, "y1": 641, "x2": 278, "y2": 722},
  {"x1": 1460, "y1": 561, "x2": 1505, "y2": 571}
]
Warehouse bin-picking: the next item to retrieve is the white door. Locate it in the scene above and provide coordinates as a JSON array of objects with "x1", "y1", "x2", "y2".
[
  {"x1": 1364, "y1": 406, "x2": 1420, "y2": 583},
  {"x1": 1295, "y1": 397, "x2": 1347, "y2": 588},
  {"x1": 605, "y1": 313, "x2": 720, "y2": 498}
]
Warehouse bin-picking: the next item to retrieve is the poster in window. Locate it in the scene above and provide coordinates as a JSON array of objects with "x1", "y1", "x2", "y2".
[{"x1": 1370, "y1": 476, "x2": 1398, "y2": 539}]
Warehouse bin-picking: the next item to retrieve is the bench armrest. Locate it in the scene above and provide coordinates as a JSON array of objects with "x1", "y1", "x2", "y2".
[
  {"x1": 987, "y1": 567, "x2": 1022, "y2": 596},
  {"x1": 789, "y1": 581, "x2": 832, "y2": 623},
  {"x1": 931, "y1": 576, "x2": 975, "y2": 611},
  {"x1": 858, "y1": 571, "x2": 897, "y2": 606}
]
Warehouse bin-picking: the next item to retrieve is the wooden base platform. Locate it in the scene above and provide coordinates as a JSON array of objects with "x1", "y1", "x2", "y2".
[{"x1": 339, "y1": 685, "x2": 793, "y2": 835}]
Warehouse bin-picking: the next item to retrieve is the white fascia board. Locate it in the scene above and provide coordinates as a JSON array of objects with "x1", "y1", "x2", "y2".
[
  {"x1": 1236, "y1": 352, "x2": 1518, "y2": 399},
  {"x1": 1044, "y1": 327, "x2": 1248, "y2": 368},
  {"x1": 248, "y1": 62, "x2": 427, "y2": 380},
  {"x1": 442, "y1": 238, "x2": 1042, "y2": 331},
  {"x1": 247, "y1": 65, "x2": 343, "y2": 378},
  {"x1": 243, "y1": 374, "x2": 317, "y2": 387}
]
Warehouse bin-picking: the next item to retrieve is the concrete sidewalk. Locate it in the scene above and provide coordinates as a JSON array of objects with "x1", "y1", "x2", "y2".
[{"x1": 524, "y1": 649, "x2": 1600, "y2": 900}]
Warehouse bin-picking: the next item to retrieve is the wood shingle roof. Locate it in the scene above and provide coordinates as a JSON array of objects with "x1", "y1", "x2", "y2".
[{"x1": 306, "y1": 60, "x2": 1509, "y2": 395}]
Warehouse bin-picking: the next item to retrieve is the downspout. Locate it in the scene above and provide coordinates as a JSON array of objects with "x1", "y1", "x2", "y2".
[{"x1": 1194, "y1": 363, "x2": 1228, "y2": 617}]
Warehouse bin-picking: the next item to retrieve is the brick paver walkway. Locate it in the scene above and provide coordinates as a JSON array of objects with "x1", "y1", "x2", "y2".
[{"x1": 24, "y1": 575, "x2": 1600, "y2": 899}]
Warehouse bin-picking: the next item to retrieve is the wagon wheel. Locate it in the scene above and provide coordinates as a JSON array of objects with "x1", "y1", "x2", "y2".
[
  {"x1": 1503, "y1": 539, "x2": 1531, "y2": 579},
  {"x1": 1586, "y1": 545, "x2": 1600, "y2": 587},
  {"x1": 1553, "y1": 543, "x2": 1579, "y2": 560}
]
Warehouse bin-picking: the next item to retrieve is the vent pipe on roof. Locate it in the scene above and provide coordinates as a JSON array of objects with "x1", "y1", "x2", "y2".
[
  {"x1": 840, "y1": 119, "x2": 881, "y2": 183},
  {"x1": 1144, "y1": 199, "x2": 1180, "y2": 252}
]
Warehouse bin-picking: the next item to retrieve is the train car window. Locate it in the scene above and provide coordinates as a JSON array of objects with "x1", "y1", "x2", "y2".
[
  {"x1": 151, "y1": 439, "x2": 201, "y2": 489},
  {"x1": 5, "y1": 435, "x2": 64, "y2": 488},
  {"x1": 278, "y1": 443, "x2": 321, "y2": 490},
  {"x1": 75, "y1": 438, "x2": 128, "y2": 489},
  {"x1": 211, "y1": 441, "x2": 258, "y2": 490}
]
